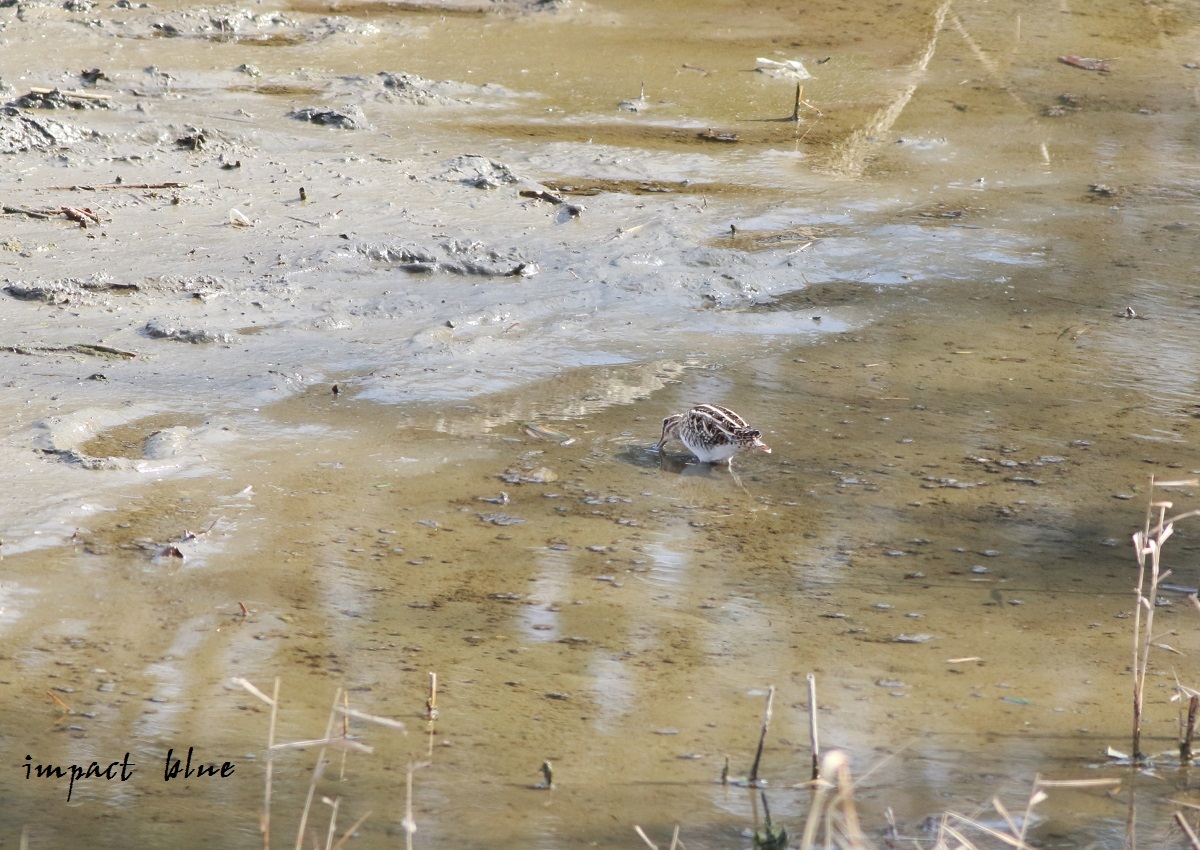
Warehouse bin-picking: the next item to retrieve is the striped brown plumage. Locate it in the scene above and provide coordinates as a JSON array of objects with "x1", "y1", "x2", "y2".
[{"x1": 655, "y1": 403, "x2": 771, "y2": 464}]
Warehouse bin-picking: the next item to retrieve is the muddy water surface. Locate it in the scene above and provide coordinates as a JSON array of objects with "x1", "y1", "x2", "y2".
[{"x1": 3, "y1": 0, "x2": 1200, "y2": 847}]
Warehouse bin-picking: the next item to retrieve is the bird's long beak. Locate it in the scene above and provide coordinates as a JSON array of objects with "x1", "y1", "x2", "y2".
[{"x1": 755, "y1": 441, "x2": 772, "y2": 454}]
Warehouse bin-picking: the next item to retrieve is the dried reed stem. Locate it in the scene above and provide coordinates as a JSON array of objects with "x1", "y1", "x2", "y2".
[
  {"x1": 401, "y1": 761, "x2": 429, "y2": 850},
  {"x1": 323, "y1": 796, "x2": 340, "y2": 850},
  {"x1": 798, "y1": 751, "x2": 871, "y2": 850},
  {"x1": 331, "y1": 811, "x2": 372, "y2": 850},
  {"x1": 1132, "y1": 488, "x2": 1168, "y2": 759},
  {"x1": 232, "y1": 676, "x2": 280, "y2": 850},
  {"x1": 1184, "y1": 695, "x2": 1199, "y2": 764},
  {"x1": 633, "y1": 825, "x2": 657, "y2": 850},
  {"x1": 633, "y1": 824, "x2": 678, "y2": 850},
  {"x1": 425, "y1": 672, "x2": 438, "y2": 720},
  {"x1": 748, "y1": 685, "x2": 775, "y2": 786},
  {"x1": 265, "y1": 678, "x2": 280, "y2": 850},
  {"x1": 1129, "y1": 481, "x2": 1200, "y2": 759},
  {"x1": 339, "y1": 691, "x2": 350, "y2": 781},
  {"x1": 296, "y1": 688, "x2": 343, "y2": 850},
  {"x1": 807, "y1": 674, "x2": 820, "y2": 781},
  {"x1": 1175, "y1": 811, "x2": 1200, "y2": 850}
]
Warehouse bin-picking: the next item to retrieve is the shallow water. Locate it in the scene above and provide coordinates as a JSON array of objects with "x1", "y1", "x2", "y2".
[{"x1": 3, "y1": 0, "x2": 1200, "y2": 847}]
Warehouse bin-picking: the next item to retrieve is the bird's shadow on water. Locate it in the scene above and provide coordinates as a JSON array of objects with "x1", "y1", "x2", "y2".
[{"x1": 617, "y1": 445, "x2": 734, "y2": 479}]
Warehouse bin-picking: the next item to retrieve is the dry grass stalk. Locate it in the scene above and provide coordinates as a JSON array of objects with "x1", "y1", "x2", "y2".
[
  {"x1": 339, "y1": 691, "x2": 350, "y2": 783},
  {"x1": 1131, "y1": 478, "x2": 1200, "y2": 759},
  {"x1": 331, "y1": 811, "x2": 372, "y2": 850},
  {"x1": 797, "y1": 750, "x2": 873, "y2": 850},
  {"x1": 807, "y1": 674, "x2": 820, "y2": 782},
  {"x1": 234, "y1": 678, "x2": 407, "y2": 850},
  {"x1": 633, "y1": 825, "x2": 656, "y2": 850},
  {"x1": 747, "y1": 685, "x2": 776, "y2": 786},
  {"x1": 425, "y1": 672, "x2": 438, "y2": 720},
  {"x1": 932, "y1": 777, "x2": 1118, "y2": 850},
  {"x1": 1175, "y1": 811, "x2": 1200, "y2": 850},
  {"x1": 1185, "y1": 694, "x2": 1200, "y2": 763},
  {"x1": 322, "y1": 796, "x2": 340, "y2": 850},
  {"x1": 233, "y1": 676, "x2": 281, "y2": 850},
  {"x1": 295, "y1": 688, "x2": 344, "y2": 850},
  {"x1": 401, "y1": 761, "x2": 430, "y2": 850},
  {"x1": 270, "y1": 737, "x2": 374, "y2": 755},
  {"x1": 794, "y1": 759, "x2": 1118, "y2": 850},
  {"x1": 334, "y1": 706, "x2": 407, "y2": 731},
  {"x1": 633, "y1": 825, "x2": 681, "y2": 850}
]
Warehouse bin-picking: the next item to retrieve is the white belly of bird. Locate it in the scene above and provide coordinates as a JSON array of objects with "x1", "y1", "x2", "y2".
[{"x1": 686, "y1": 438, "x2": 739, "y2": 463}]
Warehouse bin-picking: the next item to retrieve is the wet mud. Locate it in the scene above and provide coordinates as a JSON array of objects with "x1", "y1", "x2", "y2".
[{"x1": 3, "y1": 0, "x2": 1200, "y2": 847}]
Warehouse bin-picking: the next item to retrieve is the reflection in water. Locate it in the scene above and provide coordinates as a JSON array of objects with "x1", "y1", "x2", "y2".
[
  {"x1": 524, "y1": 546, "x2": 571, "y2": 641},
  {"x1": 136, "y1": 617, "x2": 210, "y2": 740},
  {"x1": 641, "y1": 538, "x2": 690, "y2": 590},
  {"x1": 585, "y1": 656, "x2": 635, "y2": 736}
]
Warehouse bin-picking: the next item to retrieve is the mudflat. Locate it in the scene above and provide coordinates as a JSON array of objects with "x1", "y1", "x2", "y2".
[{"x1": 3, "y1": 1, "x2": 1200, "y2": 846}]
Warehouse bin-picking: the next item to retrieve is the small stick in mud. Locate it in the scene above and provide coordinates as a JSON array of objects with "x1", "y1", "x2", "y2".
[
  {"x1": 1058, "y1": 55, "x2": 1110, "y2": 72},
  {"x1": 807, "y1": 674, "x2": 820, "y2": 781},
  {"x1": 61, "y1": 206, "x2": 102, "y2": 227},
  {"x1": 747, "y1": 685, "x2": 775, "y2": 786},
  {"x1": 1183, "y1": 694, "x2": 1199, "y2": 764},
  {"x1": 3, "y1": 205, "x2": 52, "y2": 219},
  {"x1": 425, "y1": 671, "x2": 438, "y2": 720},
  {"x1": 519, "y1": 188, "x2": 565, "y2": 205},
  {"x1": 29, "y1": 86, "x2": 111, "y2": 101},
  {"x1": 299, "y1": 187, "x2": 307, "y2": 202},
  {"x1": 44, "y1": 182, "x2": 191, "y2": 191}
]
